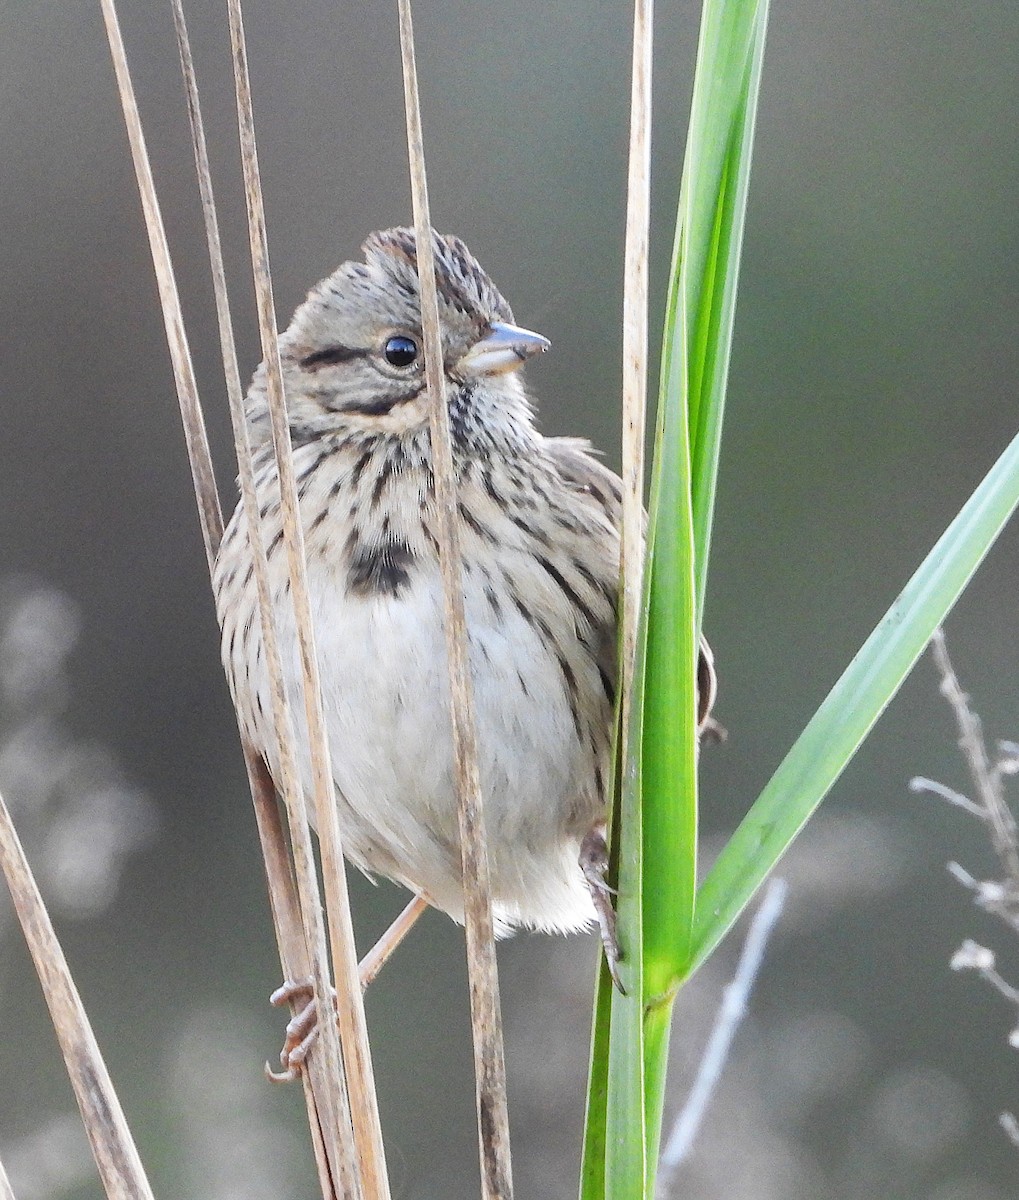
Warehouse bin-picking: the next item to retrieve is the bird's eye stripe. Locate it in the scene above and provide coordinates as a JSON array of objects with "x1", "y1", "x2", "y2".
[
  {"x1": 342, "y1": 383, "x2": 425, "y2": 417},
  {"x1": 300, "y1": 345, "x2": 366, "y2": 369}
]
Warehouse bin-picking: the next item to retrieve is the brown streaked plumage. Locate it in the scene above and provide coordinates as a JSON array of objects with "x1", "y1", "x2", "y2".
[{"x1": 213, "y1": 228, "x2": 717, "y2": 982}]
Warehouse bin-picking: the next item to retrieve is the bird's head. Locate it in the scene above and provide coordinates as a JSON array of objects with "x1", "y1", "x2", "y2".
[{"x1": 247, "y1": 228, "x2": 549, "y2": 446}]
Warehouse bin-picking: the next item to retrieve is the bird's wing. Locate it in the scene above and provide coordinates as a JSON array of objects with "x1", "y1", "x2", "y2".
[
  {"x1": 544, "y1": 436, "x2": 719, "y2": 734},
  {"x1": 543, "y1": 436, "x2": 624, "y2": 526}
]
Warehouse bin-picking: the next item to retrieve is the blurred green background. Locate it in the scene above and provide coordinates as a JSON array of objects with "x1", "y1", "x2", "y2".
[{"x1": 1, "y1": 1, "x2": 1018, "y2": 1197}]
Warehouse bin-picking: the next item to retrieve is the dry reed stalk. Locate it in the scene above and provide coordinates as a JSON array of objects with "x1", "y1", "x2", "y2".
[
  {"x1": 0, "y1": 788, "x2": 155, "y2": 1200},
  {"x1": 0, "y1": 1153, "x2": 14, "y2": 1200},
  {"x1": 99, "y1": 0, "x2": 368, "y2": 1191},
  {"x1": 395, "y1": 5, "x2": 513, "y2": 1198},
  {"x1": 97, "y1": 0, "x2": 221, "y2": 569},
  {"x1": 620, "y1": 0, "x2": 653, "y2": 767},
  {"x1": 248, "y1": 763, "x2": 351, "y2": 1199},
  {"x1": 169, "y1": 5, "x2": 357, "y2": 1194},
  {"x1": 224, "y1": 5, "x2": 390, "y2": 1199}
]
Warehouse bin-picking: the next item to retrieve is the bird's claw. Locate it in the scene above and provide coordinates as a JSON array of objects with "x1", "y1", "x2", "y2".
[
  {"x1": 266, "y1": 978, "x2": 335, "y2": 1082},
  {"x1": 580, "y1": 826, "x2": 626, "y2": 994}
]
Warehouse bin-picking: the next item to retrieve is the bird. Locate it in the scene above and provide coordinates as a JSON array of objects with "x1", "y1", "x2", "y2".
[{"x1": 213, "y1": 227, "x2": 717, "y2": 990}]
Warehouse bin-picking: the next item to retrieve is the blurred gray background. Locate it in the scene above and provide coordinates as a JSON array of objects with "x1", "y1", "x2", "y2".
[{"x1": 1, "y1": 1, "x2": 1018, "y2": 1197}]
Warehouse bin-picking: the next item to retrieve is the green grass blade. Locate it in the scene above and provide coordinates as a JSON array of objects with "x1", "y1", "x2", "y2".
[
  {"x1": 579, "y1": 963, "x2": 615, "y2": 1200},
  {"x1": 660, "y1": 0, "x2": 770, "y2": 626},
  {"x1": 643, "y1": 0, "x2": 768, "y2": 1009},
  {"x1": 638, "y1": 0, "x2": 768, "y2": 1179},
  {"x1": 602, "y1": 687, "x2": 647, "y2": 1195},
  {"x1": 579, "y1": 1, "x2": 770, "y2": 1196},
  {"x1": 641, "y1": 284, "x2": 698, "y2": 995},
  {"x1": 640, "y1": 1004, "x2": 673, "y2": 1197},
  {"x1": 691, "y1": 426, "x2": 1019, "y2": 974},
  {"x1": 604, "y1": 988, "x2": 648, "y2": 1196}
]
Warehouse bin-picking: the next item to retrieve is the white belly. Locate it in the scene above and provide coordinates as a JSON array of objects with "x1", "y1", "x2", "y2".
[{"x1": 229, "y1": 550, "x2": 599, "y2": 934}]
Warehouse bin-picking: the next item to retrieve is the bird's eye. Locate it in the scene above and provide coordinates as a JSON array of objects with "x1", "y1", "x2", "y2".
[{"x1": 383, "y1": 335, "x2": 419, "y2": 367}]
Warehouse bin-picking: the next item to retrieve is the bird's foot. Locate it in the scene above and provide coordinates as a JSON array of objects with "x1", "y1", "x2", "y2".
[
  {"x1": 580, "y1": 825, "x2": 625, "y2": 994},
  {"x1": 265, "y1": 892, "x2": 431, "y2": 1081},
  {"x1": 266, "y1": 979, "x2": 334, "y2": 1083}
]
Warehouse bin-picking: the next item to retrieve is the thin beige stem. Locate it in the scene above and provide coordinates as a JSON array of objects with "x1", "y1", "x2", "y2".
[
  {"x1": 97, "y1": 0, "x2": 222, "y2": 569},
  {"x1": 100, "y1": 0, "x2": 353, "y2": 1187},
  {"x1": 396, "y1": 5, "x2": 513, "y2": 1199},
  {"x1": 170, "y1": 5, "x2": 354, "y2": 1193},
  {"x1": 620, "y1": 0, "x2": 653, "y2": 787},
  {"x1": 244, "y1": 746, "x2": 351, "y2": 1200},
  {"x1": 0, "y1": 788, "x2": 155, "y2": 1200},
  {"x1": 0, "y1": 1153, "x2": 14, "y2": 1200},
  {"x1": 225, "y1": 6, "x2": 389, "y2": 1200},
  {"x1": 359, "y1": 894, "x2": 431, "y2": 991}
]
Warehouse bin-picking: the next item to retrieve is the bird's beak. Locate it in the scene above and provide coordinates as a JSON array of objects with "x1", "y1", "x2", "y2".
[{"x1": 457, "y1": 321, "x2": 550, "y2": 377}]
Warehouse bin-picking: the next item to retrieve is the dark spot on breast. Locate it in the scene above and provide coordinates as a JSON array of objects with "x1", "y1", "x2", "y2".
[
  {"x1": 510, "y1": 510, "x2": 549, "y2": 545},
  {"x1": 511, "y1": 592, "x2": 535, "y2": 627},
  {"x1": 459, "y1": 500, "x2": 496, "y2": 543},
  {"x1": 347, "y1": 534, "x2": 416, "y2": 598},
  {"x1": 343, "y1": 448, "x2": 372, "y2": 493},
  {"x1": 536, "y1": 554, "x2": 597, "y2": 628},
  {"x1": 371, "y1": 455, "x2": 394, "y2": 507},
  {"x1": 556, "y1": 652, "x2": 583, "y2": 737},
  {"x1": 598, "y1": 663, "x2": 614, "y2": 704},
  {"x1": 482, "y1": 469, "x2": 503, "y2": 505},
  {"x1": 297, "y1": 469, "x2": 314, "y2": 500},
  {"x1": 448, "y1": 382, "x2": 477, "y2": 446},
  {"x1": 308, "y1": 506, "x2": 330, "y2": 533}
]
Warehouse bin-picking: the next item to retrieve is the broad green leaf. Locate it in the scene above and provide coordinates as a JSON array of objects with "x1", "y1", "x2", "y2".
[{"x1": 691, "y1": 426, "x2": 1019, "y2": 974}]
